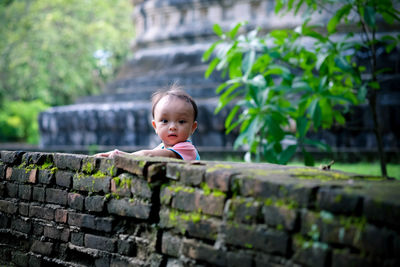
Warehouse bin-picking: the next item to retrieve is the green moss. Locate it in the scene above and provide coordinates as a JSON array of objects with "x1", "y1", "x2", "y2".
[
  {"x1": 264, "y1": 198, "x2": 273, "y2": 206},
  {"x1": 107, "y1": 165, "x2": 117, "y2": 176},
  {"x1": 168, "y1": 185, "x2": 195, "y2": 193},
  {"x1": 244, "y1": 243, "x2": 253, "y2": 249},
  {"x1": 39, "y1": 159, "x2": 53, "y2": 170},
  {"x1": 24, "y1": 164, "x2": 36, "y2": 173},
  {"x1": 138, "y1": 161, "x2": 146, "y2": 168},
  {"x1": 339, "y1": 215, "x2": 367, "y2": 231},
  {"x1": 276, "y1": 224, "x2": 284, "y2": 231},
  {"x1": 200, "y1": 182, "x2": 226, "y2": 198},
  {"x1": 82, "y1": 161, "x2": 94, "y2": 174},
  {"x1": 92, "y1": 171, "x2": 107, "y2": 178},
  {"x1": 207, "y1": 163, "x2": 233, "y2": 173},
  {"x1": 334, "y1": 194, "x2": 343, "y2": 203}
]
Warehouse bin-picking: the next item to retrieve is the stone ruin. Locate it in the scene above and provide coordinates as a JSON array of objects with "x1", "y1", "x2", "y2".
[{"x1": 38, "y1": 0, "x2": 400, "y2": 158}]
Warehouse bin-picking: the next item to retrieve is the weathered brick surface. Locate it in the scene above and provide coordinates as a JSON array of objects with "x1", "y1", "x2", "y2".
[
  {"x1": 85, "y1": 234, "x2": 116, "y2": 252},
  {"x1": 18, "y1": 184, "x2": 32, "y2": 200},
  {"x1": 1, "y1": 151, "x2": 399, "y2": 267},
  {"x1": 38, "y1": 169, "x2": 53, "y2": 184},
  {"x1": 55, "y1": 170, "x2": 73, "y2": 188},
  {"x1": 54, "y1": 153, "x2": 84, "y2": 171},
  {"x1": 68, "y1": 192, "x2": 84, "y2": 211},
  {"x1": 107, "y1": 198, "x2": 151, "y2": 219},
  {"x1": 73, "y1": 175, "x2": 111, "y2": 193},
  {"x1": 30, "y1": 205, "x2": 55, "y2": 220},
  {"x1": 1, "y1": 151, "x2": 25, "y2": 164},
  {"x1": 85, "y1": 195, "x2": 105, "y2": 212},
  {"x1": 46, "y1": 188, "x2": 68, "y2": 205}
]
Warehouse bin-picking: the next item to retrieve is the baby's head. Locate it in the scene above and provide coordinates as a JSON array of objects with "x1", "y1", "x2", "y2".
[{"x1": 151, "y1": 86, "x2": 198, "y2": 147}]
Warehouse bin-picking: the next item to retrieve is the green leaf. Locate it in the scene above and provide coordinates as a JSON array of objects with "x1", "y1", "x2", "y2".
[
  {"x1": 225, "y1": 105, "x2": 240, "y2": 129},
  {"x1": 296, "y1": 117, "x2": 309, "y2": 138},
  {"x1": 304, "y1": 138, "x2": 330, "y2": 152},
  {"x1": 302, "y1": 148, "x2": 314, "y2": 166},
  {"x1": 213, "y1": 24, "x2": 224, "y2": 37},
  {"x1": 364, "y1": 6, "x2": 376, "y2": 28},
  {"x1": 229, "y1": 22, "x2": 244, "y2": 39},
  {"x1": 205, "y1": 57, "x2": 220, "y2": 78},
  {"x1": 308, "y1": 98, "x2": 321, "y2": 129},
  {"x1": 327, "y1": 4, "x2": 352, "y2": 34},
  {"x1": 279, "y1": 144, "x2": 297, "y2": 164},
  {"x1": 202, "y1": 41, "x2": 220, "y2": 62}
]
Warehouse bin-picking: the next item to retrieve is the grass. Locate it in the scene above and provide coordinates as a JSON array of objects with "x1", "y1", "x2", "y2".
[{"x1": 288, "y1": 161, "x2": 400, "y2": 180}]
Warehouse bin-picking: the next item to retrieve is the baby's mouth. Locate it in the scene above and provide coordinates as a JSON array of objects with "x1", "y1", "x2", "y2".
[{"x1": 168, "y1": 134, "x2": 177, "y2": 137}]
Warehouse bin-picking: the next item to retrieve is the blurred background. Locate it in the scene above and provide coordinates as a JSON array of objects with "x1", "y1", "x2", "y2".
[{"x1": 0, "y1": 0, "x2": 399, "y2": 178}]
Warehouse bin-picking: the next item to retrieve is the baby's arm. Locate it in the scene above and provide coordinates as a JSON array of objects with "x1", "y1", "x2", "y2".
[
  {"x1": 94, "y1": 149, "x2": 128, "y2": 158},
  {"x1": 132, "y1": 149, "x2": 179, "y2": 159}
]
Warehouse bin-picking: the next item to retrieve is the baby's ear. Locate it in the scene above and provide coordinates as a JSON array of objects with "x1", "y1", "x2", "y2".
[
  {"x1": 152, "y1": 120, "x2": 157, "y2": 132},
  {"x1": 191, "y1": 121, "x2": 198, "y2": 134}
]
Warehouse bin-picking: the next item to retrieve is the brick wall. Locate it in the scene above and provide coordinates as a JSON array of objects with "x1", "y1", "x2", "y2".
[{"x1": 0, "y1": 150, "x2": 399, "y2": 266}]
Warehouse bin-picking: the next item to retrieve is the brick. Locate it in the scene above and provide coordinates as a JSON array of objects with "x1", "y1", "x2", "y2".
[
  {"x1": 0, "y1": 164, "x2": 4, "y2": 179},
  {"x1": 107, "y1": 198, "x2": 151, "y2": 220},
  {"x1": 22, "y1": 152, "x2": 53, "y2": 165},
  {"x1": 29, "y1": 205, "x2": 55, "y2": 220},
  {"x1": 205, "y1": 169, "x2": 233, "y2": 192},
  {"x1": 182, "y1": 238, "x2": 226, "y2": 266},
  {"x1": 359, "y1": 224, "x2": 397, "y2": 257},
  {"x1": 30, "y1": 240, "x2": 53, "y2": 256},
  {"x1": 55, "y1": 209, "x2": 68, "y2": 223},
  {"x1": 18, "y1": 184, "x2": 32, "y2": 200},
  {"x1": 317, "y1": 188, "x2": 362, "y2": 215},
  {"x1": 0, "y1": 181, "x2": 5, "y2": 197},
  {"x1": 226, "y1": 251, "x2": 253, "y2": 267},
  {"x1": 29, "y1": 254, "x2": 43, "y2": 267},
  {"x1": 171, "y1": 189, "x2": 196, "y2": 212},
  {"x1": 68, "y1": 193, "x2": 84, "y2": 211},
  {"x1": 147, "y1": 163, "x2": 166, "y2": 182},
  {"x1": 44, "y1": 226, "x2": 69, "y2": 242},
  {"x1": 233, "y1": 175, "x2": 281, "y2": 198},
  {"x1": 81, "y1": 156, "x2": 100, "y2": 174},
  {"x1": 293, "y1": 238, "x2": 330, "y2": 267},
  {"x1": 282, "y1": 183, "x2": 319, "y2": 208},
  {"x1": 331, "y1": 250, "x2": 375, "y2": 267},
  {"x1": 224, "y1": 223, "x2": 289, "y2": 255},
  {"x1": 11, "y1": 218, "x2": 31, "y2": 234},
  {"x1": 130, "y1": 177, "x2": 152, "y2": 199},
  {"x1": 166, "y1": 163, "x2": 205, "y2": 186},
  {"x1": 68, "y1": 212, "x2": 96, "y2": 230},
  {"x1": 6, "y1": 182, "x2": 18, "y2": 198},
  {"x1": 55, "y1": 170, "x2": 73, "y2": 188},
  {"x1": 71, "y1": 232, "x2": 84, "y2": 246},
  {"x1": 46, "y1": 188, "x2": 67, "y2": 205},
  {"x1": 38, "y1": 169, "x2": 54, "y2": 184},
  {"x1": 0, "y1": 213, "x2": 10, "y2": 228},
  {"x1": 19, "y1": 202, "x2": 30, "y2": 216},
  {"x1": 229, "y1": 198, "x2": 262, "y2": 224},
  {"x1": 196, "y1": 191, "x2": 225, "y2": 216},
  {"x1": 1, "y1": 151, "x2": 25, "y2": 164},
  {"x1": 73, "y1": 175, "x2": 111, "y2": 193},
  {"x1": 12, "y1": 250, "x2": 29, "y2": 267},
  {"x1": 28, "y1": 168, "x2": 38, "y2": 183},
  {"x1": 32, "y1": 186, "x2": 45, "y2": 202},
  {"x1": 54, "y1": 153, "x2": 84, "y2": 171},
  {"x1": 161, "y1": 232, "x2": 182, "y2": 257},
  {"x1": 160, "y1": 186, "x2": 174, "y2": 205},
  {"x1": 33, "y1": 223, "x2": 44, "y2": 236},
  {"x1": 0, "y1": 199, "x2": 18, "y2": 214},
  {"x1": 364, "y1": 195, "x2": 400, "y2": 230},
  {"x1": 118, "y1": 239, "x2": 136, "y2": 256},
  {"x1": 85, "y1": 195, "x2": 105, "y2": 212},
  {"x1": 95, "y1": 217, "x2": 114, "y2": 232},
  {"x1": 263, "y1": 205, "x2": 298, "y2": 231},
  {"x1": 113, "y1": 155, "x2": 144, "y2": 177},
  {"x1": 111, "y1": 174, "x2": 132, "y2": 198},
  {"x1": 10, "y1": 168, "x2": 28, "y2": 183},
  {"x1": 85, "y1": 234, "x2": 116, "y2": 252},
  {"x1": 6, "y1": 167, "x2": 12, "y2": 180},
  {"x1": 98, "y1": 158, "x2": 117, "y2": 176}
]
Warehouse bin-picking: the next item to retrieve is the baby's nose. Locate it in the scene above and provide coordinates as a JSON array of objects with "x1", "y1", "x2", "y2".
[{"x1": 169, "y1": 122, "x2": 177, "y2": 130}]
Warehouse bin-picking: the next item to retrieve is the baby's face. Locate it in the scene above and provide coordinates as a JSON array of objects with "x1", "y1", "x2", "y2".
[{"x1": 152, "y1": 96, "x2": 197, "y2": 148}]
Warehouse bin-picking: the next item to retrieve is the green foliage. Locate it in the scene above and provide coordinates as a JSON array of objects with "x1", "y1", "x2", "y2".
[
  {"x1": 204, "y1": 0, "x2": 399, "y2": 166},
  {"x1": 0, "y1": 0, "x2": 132, "y2": 143},
  {"x1": 0, "y1": 100, "x2": 49, "y2": 143}
]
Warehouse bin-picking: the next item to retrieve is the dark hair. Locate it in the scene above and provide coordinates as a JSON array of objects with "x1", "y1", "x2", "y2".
[{"x1": 151, "y1": 85, "x2": 198, "y2": 121}]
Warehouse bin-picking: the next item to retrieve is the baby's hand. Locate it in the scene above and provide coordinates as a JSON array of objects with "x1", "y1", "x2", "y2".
[
  {"x1": 132, "y1": 150, "x2": 153, "y2": 157},
  {"x1": 94, "y1": 149, "x2": 123, "y2": 158}
]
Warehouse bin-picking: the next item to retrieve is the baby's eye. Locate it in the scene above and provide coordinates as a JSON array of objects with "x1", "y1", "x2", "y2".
[
  {"x1": 161, "y1": 119, "x2": 168, "y2": 123},
  {"x1": 179, "y1": 120, "x2": 186, "y2": 124}
]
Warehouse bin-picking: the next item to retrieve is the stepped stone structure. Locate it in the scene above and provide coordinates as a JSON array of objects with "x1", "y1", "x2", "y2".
[
  {"x1": 0, "y1": 150, "x2": 400, "y2": 266},
  {"x1": 38, "y1": 0, "x2": 400, "y2": 157}
]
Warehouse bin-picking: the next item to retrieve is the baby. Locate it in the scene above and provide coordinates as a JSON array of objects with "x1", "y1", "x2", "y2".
[{"x1": 96, "y1": 86, "x2": 200, "y2": 160}]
